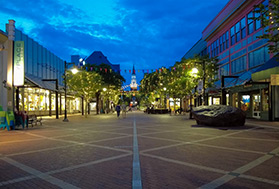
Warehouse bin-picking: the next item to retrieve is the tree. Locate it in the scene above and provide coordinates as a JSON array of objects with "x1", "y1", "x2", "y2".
[
  {"x1": 83, "y1": 63, "x2": 125, "y2": 113},
  {"x1": 139, "y1": 55, "x2": 218, "y2": 109},
  {"x1": 66, "y1": 69, "x2": 102, "y2": 117},
  {"x1": 252, "y1": 0, "x2": 279, "y2": 54}
]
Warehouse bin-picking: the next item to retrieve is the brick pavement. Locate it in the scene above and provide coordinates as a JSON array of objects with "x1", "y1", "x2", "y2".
[{"x1": 0, "y1": 112, "x2": 279, "y2": 188}]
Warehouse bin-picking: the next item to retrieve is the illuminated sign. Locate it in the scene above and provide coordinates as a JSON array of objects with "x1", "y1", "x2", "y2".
[{"x1": 14, "y1": 41, "x2": 24, "y2": 86}]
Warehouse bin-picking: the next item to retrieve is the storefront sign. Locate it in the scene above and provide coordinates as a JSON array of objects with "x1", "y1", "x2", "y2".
[
  {"x1": 271, "y1": 74, "x2": 279, "y2": 86},
  {"x1": 14, "y1": 41, "x2": 24, "y2": 86}
]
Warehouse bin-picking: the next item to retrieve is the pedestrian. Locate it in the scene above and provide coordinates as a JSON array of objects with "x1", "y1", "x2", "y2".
[
  {"x1": 115, "y1": 104, "x2": 121, "y2": 118},
  {"x1": 122, "y1": 103, "x2": 126, "y2": 118}
]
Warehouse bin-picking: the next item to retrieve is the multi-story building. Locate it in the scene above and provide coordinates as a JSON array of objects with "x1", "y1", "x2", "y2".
[
  {"x1": 0, "y1": 22, "x2": 13, "y2": 111},
  {"x1": 1, "y1": 20, "x2": 82, "y2": 116},
  {"x1": 184, "y1": 0, "x2": 279, "y2": 121},
  {"x1": 71, "y1": 51, "x2": 120, "y2": 73}
]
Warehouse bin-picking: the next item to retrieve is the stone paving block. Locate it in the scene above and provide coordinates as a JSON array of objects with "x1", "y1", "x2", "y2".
[
  {"x1": 244, "y1": 156, "x2": 279, "y2": 181},
  {"x1": 91, "y1": 136, "x2": 133, "y2": 150},
  {"x1": 231, "y1": 128, "x2": 279, "y2": 140},
  {"x1": 0, "y1": 132, "x2": 41, "y2": 143},
  {"x1": 0, "y1": 178, "x2": 60, "y2": 189},
  {"x1": 0, "y1": 160, "x2": 30, "y2": 182},
  {"x1": 11, "y1": 145, "x2": 127, "y2": 172},
  {"x1": 138, "y1": 136, "x2": 180, "y2": 151},
  {"x1": 51, "y1": 156, "x2": 132, "y2": 188},
  {"x1": 146, "y1": 144, "x2": 262, "y2": 171},
  {"x1": 139, "y1": 130, "x2": 214, "y2": 142},
  {"x1": 27, "y1": 129, "x2": 87, "y2": 138},
  {"x1": 216, "y1": 177, "x2": 279, "y2": 189},
  {"x1": 140, "y1": 156, "x2": 224, "y2": 188},
  {"x1": 0, "y1": 139, "x2": 72, "y2": 156},
  {"x1": 57, "y1": 132, "x2": 126, "y2": 143},
  {"x1": 198, "y1": 137, "x2": 279, "y2": 153}
]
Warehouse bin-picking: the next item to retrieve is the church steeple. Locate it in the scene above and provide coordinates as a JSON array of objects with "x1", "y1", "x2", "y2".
[
  {"x1": 130, "y1": 65, "x2": 138, "y2": 91},
  {"x1": 132, "y1": 65, "x2": 136, "y2": 75}
]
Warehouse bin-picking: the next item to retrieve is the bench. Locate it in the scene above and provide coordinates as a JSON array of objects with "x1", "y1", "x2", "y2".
[{"x1": 28, "y1": 114, "x2": 42, "y2": 127}]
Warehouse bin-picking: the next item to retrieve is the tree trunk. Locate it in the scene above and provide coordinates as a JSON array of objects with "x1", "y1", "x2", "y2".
[
  {"x1": 96, "y1": 91, "x2": 100, "y2": 114},
  {"x1": 85, "y1": 99, "x2": 88, "y2": 118}
]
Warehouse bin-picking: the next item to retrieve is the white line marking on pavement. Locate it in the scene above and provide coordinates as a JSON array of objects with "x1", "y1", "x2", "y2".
[
  {"x1": 199, "y1": 147, "x2": 279, "y2": 189},
  {"x1": 2, "y1": 157, "x2": 80, "y2": 189},
  {"x1": 0, "y1": 153, "x2": 132, "y2": 187},
  {"x1": 140, "y1": 129, "x2": 250, "y2": 153},
  {"x1": 141, "y1": 153, "x2": 228, "y2": 174},
  {"x1": 133, "y1": 119, "x2": 142, "y2": 189}
]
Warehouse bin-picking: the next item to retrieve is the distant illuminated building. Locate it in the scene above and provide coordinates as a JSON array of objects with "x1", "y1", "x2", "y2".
[{"x1": 130, "y1": 65, "x2": 138, "y2": 91}]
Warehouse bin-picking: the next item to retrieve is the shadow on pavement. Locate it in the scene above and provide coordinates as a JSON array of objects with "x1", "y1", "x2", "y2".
[{"x1": 191, "y1": 124, "x2": 256, "y2": 130}]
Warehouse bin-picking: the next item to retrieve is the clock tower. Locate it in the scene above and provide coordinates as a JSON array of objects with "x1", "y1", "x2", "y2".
[{"x1": 130, "y1": 65, "x2": 138, "y2": 91}]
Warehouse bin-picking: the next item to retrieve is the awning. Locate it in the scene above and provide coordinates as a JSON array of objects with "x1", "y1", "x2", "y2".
[
  {"x1": 24, "y1": 73, "x2": 63, "y2": 92},
  {"x1": 252, "y1": 55, "x2": 279, "y2": 81},
  {"x1": 209, "y1": 67, "x2": 259, "y2": 91}
]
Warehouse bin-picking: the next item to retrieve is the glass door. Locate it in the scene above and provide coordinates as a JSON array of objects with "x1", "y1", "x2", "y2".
[{"x1": 253, "y1": 94, "x2": 261, "y2": 119}]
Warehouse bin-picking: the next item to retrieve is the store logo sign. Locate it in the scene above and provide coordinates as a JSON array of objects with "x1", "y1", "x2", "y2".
[{"x1": 14, "y1": 41, "x2": 24, "y2": 86}]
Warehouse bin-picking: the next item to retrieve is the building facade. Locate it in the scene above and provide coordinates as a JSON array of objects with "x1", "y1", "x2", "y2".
[
  {"x1": 184, "y1": 0, "x2": 279, "y2": 120},
  {"x1": 1, "y1": 20, "x2": 82, "y2": 116},
  {"x1": 0, "y1": 23, "x2": 12, "y2": 111},
  {"x1": 71, "y1": 51, "x2": 120, "y2": 73}
]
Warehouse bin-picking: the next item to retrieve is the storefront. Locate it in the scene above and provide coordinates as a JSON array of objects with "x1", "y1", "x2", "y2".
[
  {"x1": 229, "y1": 83, "x2": 270, "y2": 120},
  {"x1": 15, "y1": 76, "x2": 82, "y2": 116}
]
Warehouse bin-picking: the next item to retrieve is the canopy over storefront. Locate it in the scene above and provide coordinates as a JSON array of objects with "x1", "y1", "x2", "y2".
[
  {"x1": 252, "y1": 55, "x2": 279, "y2": 81},
  {"x1": 24, "y1": 73, "x2": 63, "y2": 92}
]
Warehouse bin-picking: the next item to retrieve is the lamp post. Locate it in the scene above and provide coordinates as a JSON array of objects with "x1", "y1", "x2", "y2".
[
  {"x1": 189, "y1": 68, "x2": 199, "y2": 119},
  {"x1": 63, "y1": 61, "x2": 78, "y2": 122},
  {"x1": 103, "y1": 87, "x2": 107, "y2": 113},
  {"x1": 194, "y1": 60, "x2": 206, "y2": 105},
  {"x1": 163, "y1": 87, "x2": 167, "y2": 109}
]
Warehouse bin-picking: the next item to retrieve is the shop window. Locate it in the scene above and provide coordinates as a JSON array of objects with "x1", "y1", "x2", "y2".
[
  {"x1": 219, "y1": 36, "x2": 223, "y2": 52},
  {"x1": 255, "y1": 11, "x2": 261, "y2": 30},
  {"x1": 241, "y1": 95, "x2": 250, "y2": 111},
  {"x1": 213, "y1": 98, "x2": 220, "y2": 105},
  {"x1": 232, "y1": 93, "x2": 238, "y2": 108},
  {"x1": 226, "y1": 31, "x2": 229, "y2": 49},
  {"x1": 248, "y1": 12, "x2": 254, "y2": 35},
  {"x1": 241, "y1": 17, "x2": 246, "y2": 39},
  {"x1": 248, "y1": 46, "x2": 269, "y2": 68},
  {"x1": 220, "y1": 64, "x2": 229, "y2": 76},
  {"x1": 226, "y1": 94, "x2": 230, "y2": 106},
  {"x1": 235, "y1": 22, "x2": 241, "y2": 42},
  {"x1": 230, "y1": 26, "x2": 235, "y2": 46},
  {"x1": 261, "y1": 88, "x2": 269, "y2": 111},
  {"x1": 208, "y1": 96, "x2": 212, "y2": 106},
  {"x1": 231, "y1": 55, "x2": 247, "y2": 74}
]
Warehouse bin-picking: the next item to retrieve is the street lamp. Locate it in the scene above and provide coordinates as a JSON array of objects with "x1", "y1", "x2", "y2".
[
  {"x1": 102, "y1": 87, "x2": 107, "y2": 114},
  {"x1": 194, "y1": 60, "x2": 206, "y2": 105},
  {"x1": 163, "y1": 87, "x2": 167, "y2": 109},
  {"x1": 190, "y1": 67, "x2": 199, "y2": 119},
  {"x1": 63, "y1": 61, "x2": 78, "y2": 122}
]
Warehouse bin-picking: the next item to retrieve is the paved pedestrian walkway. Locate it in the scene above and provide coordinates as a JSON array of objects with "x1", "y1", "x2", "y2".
[{"x1": 0, "y1": 112, "x2": 278, "y2": 188}]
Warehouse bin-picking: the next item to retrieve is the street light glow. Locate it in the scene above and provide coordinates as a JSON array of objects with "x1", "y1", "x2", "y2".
[
  {"x1": 71, "y1": 68, "x2": 78, "y2": 74},
  {"x1": 191, "y1": 68, "x2": 198, "y2": 77}
]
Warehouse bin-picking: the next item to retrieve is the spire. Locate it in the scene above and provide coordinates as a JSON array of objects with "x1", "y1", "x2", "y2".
[{"x1": 132, "y1": 64, "x2": 136, "y2": 75}]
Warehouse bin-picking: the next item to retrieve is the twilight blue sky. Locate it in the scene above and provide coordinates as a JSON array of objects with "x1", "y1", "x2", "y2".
[{"x1": 0, "y1": 0, "x2": 229, "y2": 86}]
